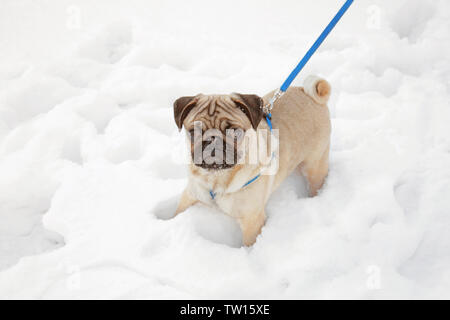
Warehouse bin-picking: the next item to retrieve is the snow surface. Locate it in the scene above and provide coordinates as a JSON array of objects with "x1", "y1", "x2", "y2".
[{"x1": 0, "y1": 0, "x2": 450, "y2": 299}]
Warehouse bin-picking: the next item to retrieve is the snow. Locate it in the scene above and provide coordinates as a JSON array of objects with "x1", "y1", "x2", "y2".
[{"x1": 1, "y1": 0, "x2": 450, "y2": 299}]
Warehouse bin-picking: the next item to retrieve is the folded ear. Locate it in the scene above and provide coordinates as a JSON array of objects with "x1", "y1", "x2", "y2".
[
  {"x1": 231, "y1": 94, "x2": 264, "y2": 130},
  {"x1": 174, "y1": 96, "x2": 198, "y2": 130}
]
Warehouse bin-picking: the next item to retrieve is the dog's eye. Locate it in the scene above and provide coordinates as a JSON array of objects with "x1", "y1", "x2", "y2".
[{"x1": 237, "y1": 106, "x2": 246, "y2": 114}]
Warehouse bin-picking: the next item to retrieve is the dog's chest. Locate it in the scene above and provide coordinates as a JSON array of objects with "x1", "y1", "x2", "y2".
[{"x1": 189, "y1": 175, "x2": 236, "y2": 215}]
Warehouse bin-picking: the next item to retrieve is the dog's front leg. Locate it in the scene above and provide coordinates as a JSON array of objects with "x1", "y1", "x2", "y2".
[
  {"x1": 238, "y1": 210, "x2": 266, "y2": 246},
  {"x1": 175, "y1": 189, "x2": 198, "y2": 216}
]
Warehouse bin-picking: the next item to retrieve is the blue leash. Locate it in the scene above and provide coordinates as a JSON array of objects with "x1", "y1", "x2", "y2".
[
  {"x1": 263, "y1": 0, "x2": 353, "y2": 115},
  {"x1": 210, "y1": 0, "x2": 353, "y2": 201},
  {"x1": 280, "y1": 0, "x2": 353, "y2": 92}
]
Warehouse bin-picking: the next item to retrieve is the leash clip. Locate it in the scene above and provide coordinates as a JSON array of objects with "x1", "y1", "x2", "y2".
[{"x1": 263, "y1": 88, "x2": 284, "y2": 114}]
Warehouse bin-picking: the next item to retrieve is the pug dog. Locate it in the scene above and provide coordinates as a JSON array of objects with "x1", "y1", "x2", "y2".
[{"x1": 173, "y1": 75, "x2": 331, "y2": 246}]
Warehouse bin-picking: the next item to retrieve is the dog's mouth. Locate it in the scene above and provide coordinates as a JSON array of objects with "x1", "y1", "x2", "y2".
[
  {"x1": 191, "y1": 142, "x2": 240, "y2": 171},
  {"x1": 195, "y1": 162, "x2": 235, "y2": 170}
]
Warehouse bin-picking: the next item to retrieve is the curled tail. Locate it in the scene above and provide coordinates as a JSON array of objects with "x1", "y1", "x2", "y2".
[{"x1": 303, "y1": 75, "x2": 331, "y2": 105}]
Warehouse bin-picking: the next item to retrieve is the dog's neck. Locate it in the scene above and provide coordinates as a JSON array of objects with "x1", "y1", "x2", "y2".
[{"x1": 188, "y1": 163, "x2": 260, "y2": 196}]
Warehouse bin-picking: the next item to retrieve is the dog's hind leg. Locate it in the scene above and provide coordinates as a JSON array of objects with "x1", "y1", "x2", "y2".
[
  {"x1": 300, "y1": 145, "x2": 329, "y2": 197},
  {"x1": 175, "y1": 188, "x2": 198, "y2": 216}
]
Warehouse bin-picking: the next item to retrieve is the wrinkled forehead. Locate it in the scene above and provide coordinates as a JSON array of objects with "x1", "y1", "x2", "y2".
[
  {"x1": 184, "y1": 94, "x2": 250, "y2": 129},
  {"x1": 195, "y1": 94, "x2": 235, "y2": 115}
]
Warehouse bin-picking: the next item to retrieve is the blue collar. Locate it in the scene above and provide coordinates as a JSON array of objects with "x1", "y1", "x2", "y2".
[{"x1": 209, "y1": 113, "x2": 272, "y2": 200}]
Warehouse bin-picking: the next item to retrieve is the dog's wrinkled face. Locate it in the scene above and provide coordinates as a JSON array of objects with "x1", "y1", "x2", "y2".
[{"x1": 174, "y1": 93, "x2": 263, "y2": 170}]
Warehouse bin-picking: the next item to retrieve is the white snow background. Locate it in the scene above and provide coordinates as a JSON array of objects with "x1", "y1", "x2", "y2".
[{"x1": 0, "y1": 0, "x2": 449, "y2": 299}]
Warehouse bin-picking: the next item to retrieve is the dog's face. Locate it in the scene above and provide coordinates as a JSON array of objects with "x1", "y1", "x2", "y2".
[{"x1": 174, "y1": 93, "x2": 263, "y2": 171}]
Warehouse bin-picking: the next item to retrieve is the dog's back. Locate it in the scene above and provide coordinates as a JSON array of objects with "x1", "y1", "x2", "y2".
[{"x1": 264, "y1": 76, "x2": 331, "y2": 194}]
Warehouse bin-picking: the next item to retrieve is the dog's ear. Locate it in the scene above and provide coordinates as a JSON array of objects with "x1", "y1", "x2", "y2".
[
  {"x1": 231, "y1": 94, "x2": 264, "y2": 130},
  {"x1": 174, "y1": 96, "x2": 198, "y2": 130}
]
